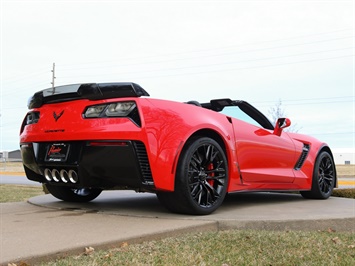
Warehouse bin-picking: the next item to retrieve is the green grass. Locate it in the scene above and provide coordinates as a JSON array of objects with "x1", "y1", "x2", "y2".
[
  {"x1": 42, "y1": 230, "x2": 355, "y2": 266},
  {"x1": 0, "y1": 184, "x2": 44, "y2": 203},
  {"x1": 332, "y1": 188, "x2": 355, "y2": 199}
]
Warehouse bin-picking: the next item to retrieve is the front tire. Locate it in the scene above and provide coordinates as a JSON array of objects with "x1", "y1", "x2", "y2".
[
  {"x1": 157, "y1": 137, "x2": 228, "y2": 215},
  {"x1": 45, "y1": 184, "x2": 102, "y2": 202},
  {"x1": 301, "y1": 151, "x2": 336, "y2": 199}
]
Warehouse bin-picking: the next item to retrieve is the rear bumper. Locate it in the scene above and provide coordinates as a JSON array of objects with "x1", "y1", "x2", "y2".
[{"x1": 20, "y1": 140, "x2": 154, "y2": 190}]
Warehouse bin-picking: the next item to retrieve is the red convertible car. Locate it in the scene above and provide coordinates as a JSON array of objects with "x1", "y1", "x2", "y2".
[{"x1": 20, "y1": 82, "x2": 337, "y2": 215}]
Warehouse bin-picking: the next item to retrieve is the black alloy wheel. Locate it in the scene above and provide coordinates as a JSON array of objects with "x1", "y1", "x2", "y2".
[
  {"x1": 301, "y1": 151, "x2": 336, "y2": 199},
  {"x1": 157, "y1": 137, "x2": 228, "y2": 215}
]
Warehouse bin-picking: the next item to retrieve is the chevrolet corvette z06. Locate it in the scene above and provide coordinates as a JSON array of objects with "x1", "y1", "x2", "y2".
[{"x1": 20, "y1": 82, "x2": 337, "y2": 215}]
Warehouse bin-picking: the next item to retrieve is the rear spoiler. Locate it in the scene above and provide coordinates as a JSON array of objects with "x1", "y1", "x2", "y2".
[{"x1": 27, "y1": 82, "x2": 149, "y2": 109}]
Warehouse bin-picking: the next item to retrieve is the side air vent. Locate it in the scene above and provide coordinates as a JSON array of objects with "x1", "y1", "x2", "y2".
[
  {"x1": 133, "y1": 141, "x2": 154, "y2": 186},
  {"x1": 294, "y1": 144, "x2": 310, "y2": 170}
]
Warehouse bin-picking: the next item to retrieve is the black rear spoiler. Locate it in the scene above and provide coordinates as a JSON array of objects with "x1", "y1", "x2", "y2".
[{"x1": 27, "y1": 82, "x2": 149, "y2": 109}]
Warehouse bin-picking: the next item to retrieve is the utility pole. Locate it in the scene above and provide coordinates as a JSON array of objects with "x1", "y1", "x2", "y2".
[{"x1": 51, "y1": 63, "x2": 56, "y2": 92}]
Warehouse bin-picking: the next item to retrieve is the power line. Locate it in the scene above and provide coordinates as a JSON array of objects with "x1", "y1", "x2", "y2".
[
  {"x1": 2, "y1": 30, "x2": 352, "y2": 87},
  {"x1": 56, "y1": 54, "x2": 353, "y2": 81},
  {"x1": 58, "y1": 46, "x2": 354, "y2": 74},
  {"x1": 56, "y1": 28, "x2": 354, "y2": 68},
  {"x1": 57, "y1": 36, "x2": 354, "y2": 70},
  {"x1": 255, "y1": 96, "x2": 355, "y2": 104}
]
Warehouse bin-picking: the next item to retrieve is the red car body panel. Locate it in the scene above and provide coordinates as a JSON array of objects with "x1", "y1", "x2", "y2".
[{"x1": 20, "y1": 83, "x2": 336, "y2": 197}]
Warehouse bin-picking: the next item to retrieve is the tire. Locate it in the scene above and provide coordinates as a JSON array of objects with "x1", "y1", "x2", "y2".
[
  {"x1": 300, "y1": 151, "x2": 336, "y2": 199},
  {"x1": 45, "y1": 184, "x2": 102, "y2": 202},
  {"x1": 157, "y1": 137, "x2": 228, "y2": 215}
]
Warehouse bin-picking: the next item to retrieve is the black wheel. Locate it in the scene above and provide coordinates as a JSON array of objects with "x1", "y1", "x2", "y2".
[
  {"x1": 301, "y1": 151, "x2": 336, "y2": 199},
  {"x1": 45, "y1": 184, "x2": 102, "y2": 202},
  {"x1": 157, "y1": 137, "x2": 228, "y2": 215}
]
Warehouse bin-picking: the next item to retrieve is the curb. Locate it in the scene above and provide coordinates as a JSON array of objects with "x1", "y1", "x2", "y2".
[{"x1": 4, "y1": 220, "x2": 218, "y2": 266}]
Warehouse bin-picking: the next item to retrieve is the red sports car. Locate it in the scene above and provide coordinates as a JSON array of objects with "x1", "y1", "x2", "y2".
[{"x1": 20, "y1": 82, "x2": 337, "y2": 215}]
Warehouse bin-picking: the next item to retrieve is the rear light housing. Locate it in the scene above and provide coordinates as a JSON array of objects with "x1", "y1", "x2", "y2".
[
  {"x1": 83, "y1": 101, "x2": 142, "y2": 127},
  {"x1": 20, "y1": 111, "x2": 40, "y2": 133}
]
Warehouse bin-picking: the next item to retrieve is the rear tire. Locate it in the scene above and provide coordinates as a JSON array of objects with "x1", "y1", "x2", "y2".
[
  {"x1": 45, "y1": 184, "x2": 102, "y2": 202},
  {"x1": 157, "y1": 137, "x2": 228, "y2": 215},
  {"x1": 300, "y1": 151, "x2": 335, "y2": 199}
]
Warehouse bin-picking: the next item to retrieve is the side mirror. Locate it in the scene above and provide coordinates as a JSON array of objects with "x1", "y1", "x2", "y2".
[{"x1": 273, "y1": 118, "x2": 291, "y2": 136}]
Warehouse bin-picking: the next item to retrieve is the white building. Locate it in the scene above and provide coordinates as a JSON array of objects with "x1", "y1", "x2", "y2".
[{"x1": 332, "y1": 148, "x2": 355, "y2": 165}]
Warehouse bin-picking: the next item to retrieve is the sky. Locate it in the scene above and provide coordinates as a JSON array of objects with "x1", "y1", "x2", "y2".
[{"x1": 0, "y1": 0, "x2": 354, "y2": 152}]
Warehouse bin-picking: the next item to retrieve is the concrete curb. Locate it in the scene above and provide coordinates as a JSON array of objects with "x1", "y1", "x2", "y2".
[
  {"x1": 6, "y1": 219, "x2": 218, "y2": 266},
  {"x1": 2, "y1": 191, "x2": 355, "y2": 265}
]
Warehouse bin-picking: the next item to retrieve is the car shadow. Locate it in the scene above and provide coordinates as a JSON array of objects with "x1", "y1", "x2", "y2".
[{"x1": 29, "y1": 190, "x2": 306, "y2": 219}]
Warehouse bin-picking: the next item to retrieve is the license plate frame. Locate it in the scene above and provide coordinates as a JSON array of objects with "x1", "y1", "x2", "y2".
[{"x1": 45, "y1": 143, "x2": 70, "y2": 162}]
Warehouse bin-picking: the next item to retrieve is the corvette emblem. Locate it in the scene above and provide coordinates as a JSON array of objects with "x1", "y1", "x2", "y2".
[{"x1": 53, "y1": 110, "x2": 64, "y2": 121}]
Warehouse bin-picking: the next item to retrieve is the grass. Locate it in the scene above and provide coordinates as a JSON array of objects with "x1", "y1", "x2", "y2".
[
  {"x1": 41, "y1": 230, "x2": 355, "y2": 266},
  {"x1": 0, "y1": 161, "x2": 25, "y2": 173},
  {"x1": 332, "y1": 188, "x2": 355, "y2": 199},
  {"x1": 336, "y1": 164, "x2": 355, "y2": 176},
  {"x1": 0, "y1": 184, "x2": 44, "y2": 203}
]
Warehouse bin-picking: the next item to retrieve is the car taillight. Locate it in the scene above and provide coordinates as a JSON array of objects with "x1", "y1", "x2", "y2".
[
  {"x1": 26, "y1": 111, "x2": 40, "y2": 125},
  {"x1": 20, "y1": 111, "x2": 40, "y2": 133},
  {"x1": 83, "y1": 101, "x2": 141, "y2": 126},
  {"x1": 84, "y1": 104, "x2": 107, "y2": 118},
  {"x1": 105, "y1": 102, "x2": 136, "y2": 117},
  {"x1": 84, "y1": 101, "x2": 136, "y2": 118}
]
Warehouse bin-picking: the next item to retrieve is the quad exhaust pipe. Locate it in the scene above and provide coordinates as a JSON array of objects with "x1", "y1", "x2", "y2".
[{"x1": 44, "y1": 168, "x2": 78, "y2": 184}]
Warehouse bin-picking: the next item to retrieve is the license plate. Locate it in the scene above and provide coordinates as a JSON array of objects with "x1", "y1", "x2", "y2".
[{"x1": 45, "y1": 143, "x2": 70, "y2": 162}]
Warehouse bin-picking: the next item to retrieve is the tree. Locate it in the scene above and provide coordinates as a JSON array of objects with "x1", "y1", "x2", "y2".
[{"x1": 268, "y1": 99, "x2": 301, "y2": 133}]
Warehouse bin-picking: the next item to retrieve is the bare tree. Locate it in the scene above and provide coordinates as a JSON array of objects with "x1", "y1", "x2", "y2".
[{"x1": 268, "y1": 99, "x2": 301, "y2": 133}]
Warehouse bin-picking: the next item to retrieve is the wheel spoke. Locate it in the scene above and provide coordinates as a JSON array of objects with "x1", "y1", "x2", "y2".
[
  {"x1": 191, "y1": 154, "x2": 202, "y2": 169},
  {"x1": 318, "y1": 155, "x2": 335, "y2": 194},
  {"x1": 206, "y1": 169, "x2": 226, "y2": 179},
  {"x1": 205, "y1": 145, "x2": 213, "y2": 162},
  {"x1": 196, "y1": 186, "x2": 203, "y2": 205},
  {"x1": 204, "y1": 181, "x2": 221, "y2": 199},
  {"x1": 187, "y1": 142, "x2": 227, "y2": 208},
  {"x1": 190, "y1": 181, "x2": 201, "y2": 194},
  {"x1": 324, "y1": 175, "x2": 333, "y2": 182},
  {"x1": 188, "y1": 169, "x2": 200, "y2": 175}
]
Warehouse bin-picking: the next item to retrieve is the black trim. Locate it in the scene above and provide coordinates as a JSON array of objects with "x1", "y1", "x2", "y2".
[
  {"x1": 21, "y1": 140, "x2": 155, "y2": 189},
  {"x1": 294, "y1": 144, "x2": 310, "y2": 170},
  {"x1": 201, "y1": 99, "x2": 274, "y2": 130},
  {"x1": 133, "y1": 141, "x2": 154, "y2": 185}
]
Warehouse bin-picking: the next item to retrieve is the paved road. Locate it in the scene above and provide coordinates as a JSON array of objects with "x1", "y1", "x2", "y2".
[
  {"x1": 0, "y1": 174, "x2": 40, "y2": 186},
  {"x1": 1, "y1": 174, "x2": 354, "y2": 188}
]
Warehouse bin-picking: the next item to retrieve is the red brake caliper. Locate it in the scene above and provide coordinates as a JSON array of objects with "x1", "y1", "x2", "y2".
[{"x1": 207, "y1": 163, "x2": 214, "y2": 186}]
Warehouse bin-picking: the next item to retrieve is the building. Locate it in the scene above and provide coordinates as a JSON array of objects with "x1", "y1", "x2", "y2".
[
  {"x1": 332, "y1": 148, "x2": 355, "y2": 165},
  {"x1": 0, "y1": 149, "x2": 22, "y2": 162}
]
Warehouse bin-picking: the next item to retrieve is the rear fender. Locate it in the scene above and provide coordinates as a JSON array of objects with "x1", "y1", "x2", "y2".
[{"x1": 141, "y1": 99, "x2": 236, "y2": 191}]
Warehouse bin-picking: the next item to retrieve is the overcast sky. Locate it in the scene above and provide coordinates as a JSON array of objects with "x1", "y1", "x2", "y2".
[{"x1": 1, "y1": 0, "x2": 354, "y2": 152}]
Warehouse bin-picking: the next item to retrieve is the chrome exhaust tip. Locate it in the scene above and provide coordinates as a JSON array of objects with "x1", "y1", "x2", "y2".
[
  {"x1": 51, "y1": 169, "x2": 60, "y2": 182},
  {"x1": 60, "y1": 169, "x2": 69, "y2": 183},
  {"x1": 68, "y1": 170, "x2": 78, "y2": 184},
  {"x1": 44, "y1": 168, "x2": 52, "y2": 181}
]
